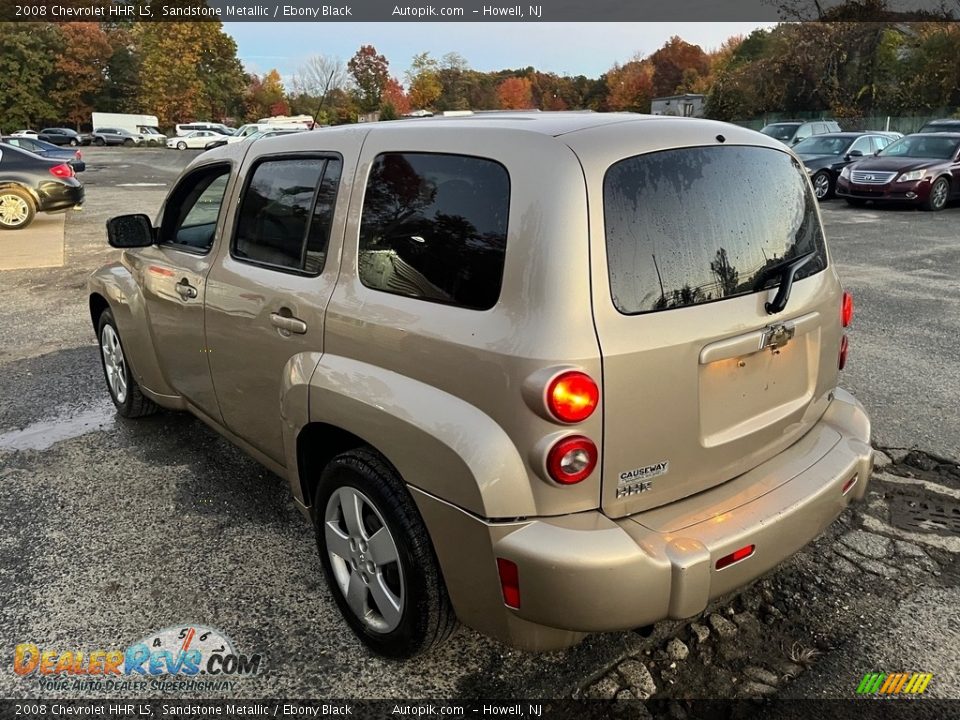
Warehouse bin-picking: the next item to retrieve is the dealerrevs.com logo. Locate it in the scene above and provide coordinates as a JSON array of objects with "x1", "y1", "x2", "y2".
[{"x1": 14, "y1": 624, "x2": 264, "y2": 693}]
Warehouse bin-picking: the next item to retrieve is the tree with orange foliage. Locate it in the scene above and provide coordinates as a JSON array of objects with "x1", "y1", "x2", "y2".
[
  {"x1": 382, "y1": 77, "x2": 411, "y2": 116},
  {"x1": 55, "y1": 23, "x2": 112, "y2": 126},
  {"x1": 650, "y1": 36, "x2": 711, "y2": 97},
  {"x1": 496, "y1": 76, "x2": 534, "y2": 109},
  {"x1": 605, "y1": 59, "x2": 654, "y2": 112}
]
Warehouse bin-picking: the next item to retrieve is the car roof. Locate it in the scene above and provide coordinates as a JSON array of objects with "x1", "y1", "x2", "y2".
[{"x1": 907, "y1": 131, "x2": 960, "y2": 138}]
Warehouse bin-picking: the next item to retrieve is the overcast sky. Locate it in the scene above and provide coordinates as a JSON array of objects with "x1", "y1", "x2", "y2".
[{"x1": 225, "y1": 22, "x2": 771, "y2": 82}]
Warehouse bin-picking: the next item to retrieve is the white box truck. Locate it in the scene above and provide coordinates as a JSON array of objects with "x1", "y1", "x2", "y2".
[{"x1": 91, "y1": 113, "x2": 167, "y2": 146}]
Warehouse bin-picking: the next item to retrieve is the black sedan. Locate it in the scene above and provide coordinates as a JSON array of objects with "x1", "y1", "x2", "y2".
[
  {"x1": 0, "y1": 143, "x2": 84, "y2": 230},
  {"x1": 37, "y1": 127, "x2": 92, "y2": 147},
  {"x1": 794, "y1": 132, "x2": 900, "y2": 200},
  {"x1": 1, "y1": 136, "x2": 86, "y2": 172}
]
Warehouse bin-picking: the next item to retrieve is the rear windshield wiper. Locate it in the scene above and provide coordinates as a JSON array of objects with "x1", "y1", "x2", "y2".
[{"x1": 752, "y1": 251, "x2": 816, "y2": 315}]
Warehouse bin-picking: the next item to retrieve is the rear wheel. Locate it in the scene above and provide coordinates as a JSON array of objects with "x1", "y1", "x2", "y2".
[
  {"x1": 811, "y1": 170, "x2": 833, "y2": 201},
  {"x1": 926, "y1": 177, "x2": 949, "y2": 211},
  {"x1": 97, "y1": 309, "x2": 158, "y2": 418},
  {"x1": 0, "y1": 187, "x2": 36, "y2": 230},
  {"x1": 69, "y1": 138, "x2": 79, "y2": 147},
  {"x1": 94, "y1": 137, "x2": 106, "y2": 147},
  {"x1": 313, "y1": 448, "x2": 456, "y2": 658}
]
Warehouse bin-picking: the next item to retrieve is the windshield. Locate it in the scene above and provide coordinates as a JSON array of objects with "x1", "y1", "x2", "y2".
[
  {"x1": 879, "y1": 135, "x2": 960, "y2": 159},
  {"x1": 604, "y1": 145, "x2": 827, "y2": 315},
  {"x1": 793, "y1": 136, "x2": 850, "y2": 155},
  {"x1": 760, "y1": 124, "x2": 800, "y2": 141}
]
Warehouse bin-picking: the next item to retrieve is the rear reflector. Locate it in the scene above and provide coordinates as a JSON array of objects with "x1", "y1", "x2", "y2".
[
  {"x1": 841, "y1": 291, "x2": 853, "y2": 328},
  {"x1": 49, "y1": 163, "x2": 74, "y2": 179},
  {"x1": 496, "y1": 558, "x2": 520, "y2": 609},
  {"x1": 839, "y1": 334, "x2": 849, "y2": 370},
  {"x1": 546, "y1": 435, "x2": 597, "y2": 484},
  {"x1": 842, "y1": 474, "x2": 858, "y2": 495},
  {"x1": 716, "y1": 544, "x2": 755, "y2": 570}
]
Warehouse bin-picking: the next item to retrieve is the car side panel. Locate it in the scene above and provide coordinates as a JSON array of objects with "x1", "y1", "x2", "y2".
[{"x1": 88, "y1": 260, "x2": 182, "y2": 404}]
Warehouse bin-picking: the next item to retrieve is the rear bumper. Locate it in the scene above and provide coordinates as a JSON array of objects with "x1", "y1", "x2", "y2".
[
  {"x1": 38, "y1": 182, "x2": 84, "y2": 213},
  {"x1": 414, "y1": 388, "x2": 872, "y2": 651}
]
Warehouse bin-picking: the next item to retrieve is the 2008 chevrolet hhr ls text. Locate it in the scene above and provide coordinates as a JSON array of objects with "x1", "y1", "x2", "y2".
[{"x1": 89, "y1": 112, "x2": 873, "y2": 657}]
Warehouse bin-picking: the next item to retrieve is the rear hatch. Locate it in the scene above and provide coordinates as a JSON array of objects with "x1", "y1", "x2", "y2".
[{"x1": 568, "y1": 125, "x2": 844, "y2": 518}]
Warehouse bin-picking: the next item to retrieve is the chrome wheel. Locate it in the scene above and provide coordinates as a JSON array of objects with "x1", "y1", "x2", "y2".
[
  {"x1": 324, "y1": 486, "x2": 404, "y2": 633},
  {"x1": 931, "y1": 179, "x2": 948, "y2": 210},
  {"x1": 100, "y1": 324, "x2": 128, "y2": 404},
  {"x1": 0, "y1": 194, "x2": 30, "y2": 227},
  {"x1": 812, "y1": 171, "x2": 831, "y2": 200}
]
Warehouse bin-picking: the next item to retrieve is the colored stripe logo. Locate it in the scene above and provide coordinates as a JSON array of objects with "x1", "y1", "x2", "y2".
[{"x1": 857, "y1": 672, "x2": 933, "y2": 695}]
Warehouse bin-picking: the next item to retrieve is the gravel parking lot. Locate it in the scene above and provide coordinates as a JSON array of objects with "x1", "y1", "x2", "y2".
[{"x1": 1, "y1": 147, "x2": 957, "y2": 705}]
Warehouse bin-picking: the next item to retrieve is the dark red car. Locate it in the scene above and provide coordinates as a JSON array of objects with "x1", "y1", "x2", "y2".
[{"x1": 835, "y1": 132, "x2": 960, "y2": 211}]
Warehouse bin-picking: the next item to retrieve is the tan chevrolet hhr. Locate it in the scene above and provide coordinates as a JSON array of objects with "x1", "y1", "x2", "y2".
[{"x1": 89, "y1": 112, "x2": 873, "y2": 658}]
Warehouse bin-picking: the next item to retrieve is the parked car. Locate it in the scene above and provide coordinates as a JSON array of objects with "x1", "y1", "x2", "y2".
[
  {"x1": 836, "y1": 132, "x2": 960, "y2": 211},
  {"x1": 760, "y1": 119, "x2": 842, "y2": 146},
  {"x1": 10, "y1": 129, "x2": 39, "y2": 138},
  {"x1": 794, "y1": 132, "x2": 899, "y2": 200},
  {"x1": 89, "y1": 113, "x2": 872, "y2": 658},
  {"x1": 1, "y1": 136, "x2": 86, "y2": 172},
  {"x1": 175, "y1": 122, "x2": 233, "y2": 137},
  {"x1": 0, "y1": 143, "x2": 84, "y2": 230},
  {"x1": 92, "y1": 128, "x2": 142, "y2": 146},
  {"x1": 38, "y1": 127, "x2": 92, "y2": 147},
  {"x1": 918, "y1": 118, "x2": 960, "y2": 134},
  {"x1": 138, "y1": 127, "x2": 168, "y2": 146},
  {"x1": 167, "y1": 130, "x2": 221, "y2": 150},
  {"x1": 203, "y1": 126, "x2": 306, "y2": 151}
]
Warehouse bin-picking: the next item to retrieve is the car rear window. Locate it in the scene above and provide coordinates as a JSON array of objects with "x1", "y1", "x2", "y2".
[
  {"x1": 358, "y1": 152, "x2": 510, "y2": 311},
  {"x1": 603, "y1": 145, "x2": 827, "y2": 315}
]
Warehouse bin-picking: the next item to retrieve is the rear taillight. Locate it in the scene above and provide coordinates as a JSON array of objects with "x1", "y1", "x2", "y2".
[
  {"x1": 546, "y1": 371, "x2": 599, "y2": 423},
  {"x1": 49, "y1": 163, "x2": 74, "y2": 179},
  {"x1": 546, "y1": 435, "x2": 597, "y2": 484},
  {"x1": 839, "y1": 334, "x2": 849, "y2": 370},
  {"x1": 841, "y1": 291, "x2": 853, "y2": 327},
  {"x1": 496, "y1": 558, "x2": 520, "y2": 609}
]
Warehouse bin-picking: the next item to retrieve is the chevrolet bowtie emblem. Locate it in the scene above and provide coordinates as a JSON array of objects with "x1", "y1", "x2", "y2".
[{"x1": 761, "y1": 323, "x2": 795, "y2": 350}]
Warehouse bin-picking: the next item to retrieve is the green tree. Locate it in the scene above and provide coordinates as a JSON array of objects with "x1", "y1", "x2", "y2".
[
  {"x1": 0, "y1": 23, "x2": 58, "y2": 130},
  {"x1": 406, "y1": 52, "x2": 442, "y2": 110}
]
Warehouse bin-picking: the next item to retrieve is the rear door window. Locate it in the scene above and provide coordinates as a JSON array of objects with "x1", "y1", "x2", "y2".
[
  {"x1": 603, "y1": 145, "x2": 826, "y2": 315},
  {"x1": 358, "y1": 152, "x2": 510, "y2": 311}
]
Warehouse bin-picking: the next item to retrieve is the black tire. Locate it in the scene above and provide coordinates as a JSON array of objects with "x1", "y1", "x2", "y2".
[
  {"x1": 811, "y1": 170, "x2": 833, "y2": 201},
  {"x1": 176, "y1": 141, "x2": 187, "y2": 150},
  {"x1": 925, "y1": 177, "x2": 949, "y2": 211},
  {"x1": 94, "y1": 137, "x2": 105, "y2": 147},
  {"x1": 123, "y1": 138, "x2": 134, "y2": 147},
  {"x1": 0, "y1": 187, "x2": 36, "y2": 230},
  {"x1": 845, "y1": 198, "x2": 867, "y2": 207},
  {"x1": 313, "y1": 448, "x2": 456, "y2": 658},
  {"x1": 69, "y1": 138, "x2": 79, "y2": 147},
  {"x1": 96, "y1": 309, "x2": 158, "y2": 418}
]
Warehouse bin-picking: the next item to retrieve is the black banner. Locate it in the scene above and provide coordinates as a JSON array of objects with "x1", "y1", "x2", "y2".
[{"x1": 0, "y1": 0, "x2": 958, "y2": 22}]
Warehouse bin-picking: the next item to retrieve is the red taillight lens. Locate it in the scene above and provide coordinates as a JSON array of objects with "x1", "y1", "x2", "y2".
[
  {"x1": 841, "y1": 291, "x2": 853, "y2": 328},
  {"x1": 49, "y1": 163, "x2": 74, "y2": 179},
  {"x1": 716, "y1": 544, "x2": 755, "y2": 570},
  {"x1": 546, "y1": 435, "x2": 597, "y2": 485},
  {"x1": 839, "y1": 334, "x2": 849, "y2": 370},
  {"x1": 496, "y1": 558, "x2": 520, "y2": 609},
  {"x1": 546, "y1": 371, "x2": 599, "y2": 423}
]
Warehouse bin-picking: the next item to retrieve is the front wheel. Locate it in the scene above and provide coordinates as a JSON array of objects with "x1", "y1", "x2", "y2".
[
  {"x1": 926, "y1": 177, "x2": 949, "y2": 211},
  {"x1": 314, "y1": 448, "x2": 456, "y2": 658},
  {"x1": 97, "y1": 309, "x2": 158, "y2": 418},
  {"x1": 123, "y1": 138, "x2": 134, "y2": 147},
  {"x1": 176, "y1": 141, "x2": 187, "y2": 150},
  {"x1": 0, "y1": 187, "x2": 36, "y2": 230},
  {"x1": 811, "y1": 170, "x2": 833, "y2": 201}
]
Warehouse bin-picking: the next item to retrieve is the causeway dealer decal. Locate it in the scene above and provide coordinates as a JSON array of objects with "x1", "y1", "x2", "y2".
[{"x1": 616, "y1": 461, "x2": 669, "y2": 498}]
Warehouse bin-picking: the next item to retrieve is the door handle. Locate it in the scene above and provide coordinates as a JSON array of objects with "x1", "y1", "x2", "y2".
[
  {"x1": 270, "y1": 312, "x2": 307, "y2": 335},
  {"x1": 175, "y1": 280, "x2": 198, "y2": 299}
]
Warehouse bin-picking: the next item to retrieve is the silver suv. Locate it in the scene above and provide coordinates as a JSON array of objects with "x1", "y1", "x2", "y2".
[{"x1": 89, "y1": 112, "x2": 873, "y2": 657}]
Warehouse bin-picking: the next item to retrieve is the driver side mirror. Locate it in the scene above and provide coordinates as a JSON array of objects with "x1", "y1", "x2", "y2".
[
  {"x1": 844, "y1": 150, "x2": 864, "y2": 161},
  {"x1": 107, "y1": 214, "x2": 154, "y2": 248}
]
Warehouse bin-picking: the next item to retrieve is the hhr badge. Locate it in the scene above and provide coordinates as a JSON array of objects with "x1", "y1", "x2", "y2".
[{"x1": 617, "y1": 461, "x2": 668, "y2": 498}]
